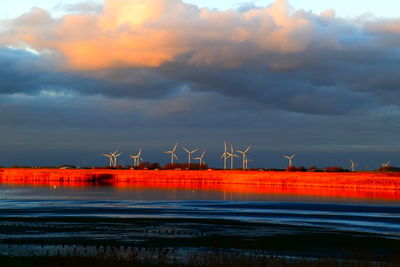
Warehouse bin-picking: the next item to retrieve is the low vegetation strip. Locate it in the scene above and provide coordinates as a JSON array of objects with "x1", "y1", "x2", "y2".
[{"x1": 0, "y1": 169, "x2": 399, "y2": 200}]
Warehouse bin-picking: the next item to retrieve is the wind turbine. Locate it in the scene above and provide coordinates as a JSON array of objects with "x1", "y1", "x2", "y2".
[
  {"x1": 165, "y1": 143, "x2": 179, "y2": 165},
  {"x1": 350, "y1": 160, "x2": 358, "y2": 172},
  {"x1": 382, "y1": 160, "x2": 390, "y2": 168},
  {"x1": 129, "y1": 148, "x2": 142, "y2": 167},
  {"x1": 282, "y1": 154, "x2": 296, "y2": 168},
  {"x1": 221, "y1": 141, "x2": 228, "y2": 170},
  {"x1": 102, "y1": 153, "x2": 113, "y2": 167},
  {"x1": 237, "y1": 145, "x2": 252, "y2": 170},
  {"x1": 227, "y1": 144, "x2": 240, "y2": 170},
  {"x1": 111, "y1": 150, "x2": 122, "y2": 167},
  {"x1": 194, "y1": 150, "x2": 206, "y2": 166},
  {"x1": 183, "y1": 147, "x2": 198, "y2": 165}
]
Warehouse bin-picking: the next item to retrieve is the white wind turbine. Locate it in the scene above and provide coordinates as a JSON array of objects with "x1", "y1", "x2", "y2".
[
  {"x1": 129, "y1": 148, "x2": 142, "y2": 167},
  {"x1": 227, "y1": 144, "x2": 240, "y2": 170},
  {"x1": 237, "y1": 145, "x2": 252, "y2": 170},
  {"x1": 282, "y1": 154, "x2": 296, "y2": 168},
  {"x1": 165, "y1": 143, "x2": 179, "y2": 165},
  {"x1": 111, "y1": 150, "x2": 122, "y2": 167},
  {"x1": 382, "y1": 160, "x2": 390, "y2": 168},
  {"x1": 194, "y1": 150, "x2": 206, "y2": 166},
  {"x1": 350, "y1": 160, "x2": 358, "y2": 172},
  {"x1": 183, "y1": 147, "x2": 198, "y2": 165},
  {"x1": 221, "y1": 141, "x2": 229, "y2": 170},
  {"x1": 102, "y1": 152, "x2": 114, "y2": 167}
]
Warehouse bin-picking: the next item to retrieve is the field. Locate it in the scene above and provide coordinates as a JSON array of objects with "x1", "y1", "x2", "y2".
[{"x1": 1, "y1": 168, "x2": 399, "y2": 200}]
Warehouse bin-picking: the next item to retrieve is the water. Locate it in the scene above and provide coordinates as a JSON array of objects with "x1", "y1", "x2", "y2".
[{"x1": 0, "y1": 184, "x2": 400, "y2": 259}]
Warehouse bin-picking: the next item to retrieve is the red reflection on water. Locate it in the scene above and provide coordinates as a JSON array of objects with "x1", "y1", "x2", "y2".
[{"x1": 1, "y1": 169, "x2": 400, "y2": 201}]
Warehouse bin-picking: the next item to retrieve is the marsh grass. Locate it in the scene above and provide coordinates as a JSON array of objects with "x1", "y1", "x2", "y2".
[
  {"x1": 1, "y1": 250, "x2": 399, "y2": 267},
  {"x1": 0, "y1": 255, "x2": 397, "y2": 267}
]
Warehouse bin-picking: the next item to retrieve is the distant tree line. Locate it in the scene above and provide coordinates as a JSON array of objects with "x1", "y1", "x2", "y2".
[
  {"x1": 378, "y1": 166, "x2": 400, "y2": 172},
  {"x1": 286, "y1": 166, "x2": 348, "y2": 172}
]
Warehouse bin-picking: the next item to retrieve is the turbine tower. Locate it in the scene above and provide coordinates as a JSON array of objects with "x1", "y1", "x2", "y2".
[
  {"x1": 183, "y1": 147, "x2": 198, "y2": 165},
  {"x1": 129, "y1": 148, "x2": 142, "y2": 167},
  {"x1": 350, "y1": 160, "x2": 357, "y2": 172},
  {"x1": 221, "y1": 141, "x2": 228, "y2": 170},
  {"x1": 111, "y1": 150, "x2": 122, "y2": 167},
  {"x1": 227, "y1": 144, "x2": 239, "y2": 170},
  {"x1": 282, "y1": 154, "x2": 296, "y2": 168},
  {"x1": 194, "y1": 150, "x2": 206, "y2": 166},
  {"x1": 165, "y1": 143, "x2": 179, "y2": 165},
  {"x1": 102, "y1": 152, "x2": 113, "y2": 167},
  {"x1": 244, "y1": 158, "x2": 254, "y2": 170},
  {"x1": 237, "y1": 145, "x2": 252, "y2": 170}
]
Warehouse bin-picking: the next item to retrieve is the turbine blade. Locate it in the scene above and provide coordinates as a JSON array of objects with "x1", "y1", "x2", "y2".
[
  {"x1": 245, "y1": 145, "x2": 252, "y2": 153},
  {"x1": 183, "y1": 147, "x2": 190, "y2": 153},
  {"x1": 173, "y1": 154, "x2": 178, "y2": 160},
  {"x1": 173, "y1": 143, "x2": 178, "y2": 152}
]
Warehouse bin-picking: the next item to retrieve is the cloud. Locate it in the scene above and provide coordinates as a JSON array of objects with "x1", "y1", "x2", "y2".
[
  {"x1": 1, "y1": 0, "x2": 400, "y2": 117},
  {"x1": 365, "y1": 18, "x2": 400, "y2": 34},
  {"x1": 1, "y1": 0, "x2": 334, "y2": 70},
  {"x1": 54, "y1": 1, "x2": 103, "y2": 14}
]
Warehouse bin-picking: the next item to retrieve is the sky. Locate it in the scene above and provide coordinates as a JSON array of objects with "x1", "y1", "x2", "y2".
[
  {"x1": 1, "y1": 0, "x2": 400, "y2": 18},
  {"x1": 0, "y1": 0, "x2": 400, "y2": 169}
]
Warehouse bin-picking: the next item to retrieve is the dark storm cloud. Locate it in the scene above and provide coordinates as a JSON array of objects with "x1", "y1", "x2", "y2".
[{"x1": 0, "y1": 48, "x2": 185, "y2": 99}]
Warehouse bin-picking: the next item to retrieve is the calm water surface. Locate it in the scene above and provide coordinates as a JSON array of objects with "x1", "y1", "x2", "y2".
[{"x1": 1, "y1": 185, "x2": 399, "y2": 235}]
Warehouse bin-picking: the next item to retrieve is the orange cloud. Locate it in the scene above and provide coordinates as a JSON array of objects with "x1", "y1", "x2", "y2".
[
  {"x1": 365, "y1": 18, "x2": 400, "y2": 34},
  {"x1": 2, "y1": 0, "x2": 386, "y2": 71}
]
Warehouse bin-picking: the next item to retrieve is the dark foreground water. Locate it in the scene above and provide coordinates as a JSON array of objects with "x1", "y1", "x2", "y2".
[{"x1": 0, "y1": 185, "x2": 400, "y2": 261}]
